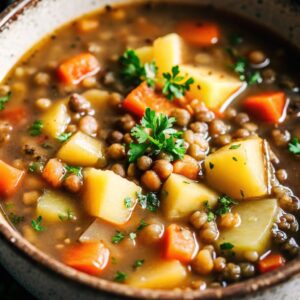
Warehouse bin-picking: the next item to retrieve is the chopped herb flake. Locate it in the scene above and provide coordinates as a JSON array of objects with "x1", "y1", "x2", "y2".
[
  {"x1": 232, "y1": 156, "x2": 238, "y2": 161},
  {"x1": 209, "y1": 162, "x2": 214, "y2": 170},
  {"x1": 112, "y1": 231, "x2": 125, "y2": 244},
  {"x1": 65, "y1": 165, "x2": 82, "y2": 177},
  {"x1": 220, "y1": 242, "x2": 234, "y2": 250},
  {"x1": 288, "y1": 137, "x2": 300, "y2": 155},
  {"x1": 0, "y1": 92, "x2": 11, "y2": 110},
  {"x1": 124, "y1": 196, "x2": 133, "y2": 208},
  {"x1": 229, "y1": 144, "x2": 241, "y2": 150},
  {"x1": 57, "y1": 132, "x2": 72, "y2": 143},
  {"x1": 9, "y1": 213, "x2": 24, "y2": 226},
  {"x1": 114, "y1": 271, "x2": 127, "y2": 282},
  {"x1": 29, "y1": 120, "x2": 43, "y2": 136},
  {"x1": 133, "y1": 259, "x2": 145, "y2": 269},
  {"x1": 215, "y1": 195, "x2": 238, "y2": 216},
  {"x1": 137, "y1": 219, "x2": 148, "y2": 231},
  {"x1": 31, "y1": 216, "x2": 44, "y2": 232},
  {"x1": 137, "y1": 191, "x2": 160, "y2": 212}
]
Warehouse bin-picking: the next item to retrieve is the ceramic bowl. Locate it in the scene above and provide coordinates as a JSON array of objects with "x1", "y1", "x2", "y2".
[{"x1": 0, "y1": 1, "x2": 300, "y2": 299}]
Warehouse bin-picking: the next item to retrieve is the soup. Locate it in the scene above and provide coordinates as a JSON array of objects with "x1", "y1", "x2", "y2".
[{"x1": 0, "y1": 2, "x2": 300, "y2": 290}]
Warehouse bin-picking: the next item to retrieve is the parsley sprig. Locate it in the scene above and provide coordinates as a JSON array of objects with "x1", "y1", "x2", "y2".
[
  {"x1": 162, "y1": 66, "x2": 194, "y2": 100},
  {"x1": 288, "y1": 137, "x2": 300, "y2": 155},
  {"x1": 29, "y1": 120, "x2": 43, "y2": 136},
  {"x1": 128, "y1": 108, "x2": 186, "y2": 162},
  {"x1": 119, "y1": 49, "x2": 157, "y2": 87},
  {"x1": 0, "y1": 92, "x2": 11, "y2": 110},
  {"x1": 137, "y1": 192, "x2": 160, "y2": 212},
  {"x1": 31, "y1": 216, "x2": 44, "y2": 232}
]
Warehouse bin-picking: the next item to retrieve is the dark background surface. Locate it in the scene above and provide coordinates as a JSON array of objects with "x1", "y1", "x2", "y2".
[{"x1": 0, "y1": 3, "x2": 35, "y2": 300}]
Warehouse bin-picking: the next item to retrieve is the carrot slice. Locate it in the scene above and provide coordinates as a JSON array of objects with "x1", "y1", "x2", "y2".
[
  {"x1": 0, "y1": 160, "x2": 24, "y2": 198},
  {"x1": 57, "y1": 53, "x2": 100, "y2": 85},
  {"x1": 164, "y1": 224, "x2": 196, "y2": 263},
  {"x1": 258, "y1": 253, "x2": 285, "y2": 273},
  {"x1": 63, "y1": 242, "x2": 110, "y2": 276},
  {"x1": 173, "y1": 155, "x2": 199, "y2": 180},
  {"x1": 0, "y1": 106, "x2": 27, "y2": 124},
  {"x1": 123, "y1": 81, "x2": 176, "y2": 118},
  {"x1": 176, "y1": 21, "x2": 220, "y2": 46},
  {"x1": 42, "y1": 158, "x2": 65, "y2": 188},
  {"x1": 243, "y1": 91, "x2": 285, "y2": 123}
]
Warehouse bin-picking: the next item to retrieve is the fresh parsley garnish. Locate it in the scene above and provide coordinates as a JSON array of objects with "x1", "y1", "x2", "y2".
[
  {"x1": 31, "y1": 216, "x2": 44, "y2": 232},
  {"x1": 57, "y1": 132, "x2": 72, "y2": 143},
  {"x1": 137, "y1": 191, "x2": 160, "y2": 212},
  {"x1": 65, "y1": 165, "x2": 82, "y2": 177},
  {"x1": 215, "y1": 195, "x2": 238, "y2": 216},
  {"x1": 114, "y1": 271, "x2": 127, "y2": 282},
  {"x1": 204, "y1": 201, "x2": 215, "y2": 222},
  {"x1": 220, "y1": 242, "x2": 234, "y2": 250},
  {"x1": 119, "y1": 49, "x2": 157, "y2": 87},
  {"x1": 128, "y1": 108, "x2": 186, "y2": 162},
  {"x1": 124, "y1": 197, "x2": 133, "y2": 208},
  {"x1": 137, "y1": 219, "x2": 148, "y2": 231},
  {"x1": 9, "y1": 213, "x2": 24, "y2": 226},
  {"x1": 229, "y1": 144, "x2": 241, "y2": 150},
  {"x1": 288, "y1": 137, "x2": 300, "y2": 155},
  {"x1": 162, "y1": 65, "x2": 194, "y2": 100},
  {"x1": 0, "y1": 92, "x2": 11, "y2": 110},
  {"x1": 112, "y1": 231, "x2": 125, "y2": 244},
  {"x1": 209, "y1": 162, "x2": 214, "y2": 170},
  {"x1": 29, "y1": 120, "x2": 43, "y2": 136},
  {"x1": 133, "y1": 259, "x2": 145, "y2": 269}
]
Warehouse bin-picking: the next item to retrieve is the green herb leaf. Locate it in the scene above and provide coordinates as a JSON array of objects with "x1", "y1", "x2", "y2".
[
  {"x1": 112, "y1": 231, "x2": 125, "y2": 244},
  {"x1": 288, "y1": 137, "x2": 300, "y2": 155},
  {"x1": 9, "y1": 213, "x2": 24, "y2": 226},
  {"x1": 215, "y1": 195, "x2": 238, "y2": 216},
  {"x1": 0, "y1": 92, "x2": 11, "y2": 110},
  {"x1": 220, "y1": 242, "x2": 234, "y2": 250},
  {"x1": 128, "y1": 108, "x2": 186, "y2": 162},
  {"x1": 114, "y1": 271, "x2": 127, "y2": 282},
  {"x1": 162, "y1": 65, "x2": 194, "y2": 100},
  {"x1": 204, "y1": 201, "x2": 215, "y2": 222},
  {"x1": 229, "y1": 144, "x2": 241, "y2": 150},
  {"x1": 133, "y1": 259, "x2": 145, "y2": 269},
  {"x1": 137, "y1": 219, "x2": 148, "y2": 231},
  {"x1": 31, "y1": 216, "x2": 44, "y2": 232},
  {"x1": 65, "y1": 165, "x2": 82, "y2": 177},
  {"x1": 29, "y1": 120, "x2": 43, "y2": 136},
  {"x1": 57, "y1": 132, "x2": 72, "y2": 143},
  {"x1": 124, "y1": 196, "x2": 133, "y2": 208},
  {"x1": 58, "y1": 209, "x2": 76, "y2": 222},
  {"x1": 209, "y1": 162, "x2": 214, "y2": 170},
  {"x1": 232, "y1": 156, "x2": 238, "y2": 161},
  {"x1": 248, "y1": 70, "x2": 262, "y2": 85},
  {"x1": 137, "y1": 192, "x2": 160, "y2": 212}
]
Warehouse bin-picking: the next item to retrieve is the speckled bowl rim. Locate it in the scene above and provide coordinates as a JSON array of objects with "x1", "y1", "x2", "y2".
[{"x1": 1, "y1": 0, "x2": 300, "y2": 299}]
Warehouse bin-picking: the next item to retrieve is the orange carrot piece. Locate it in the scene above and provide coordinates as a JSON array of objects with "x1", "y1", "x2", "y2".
[
  {"x1": 42, "y1": 158, "x2": 65, "y2": 188},
  {"x1": 76, "y1": 19, "x2": 99, "y2": 33},
  {"x1": 258, "y1": 253, "x2": 285, "y2": 274},
  {"x1": 0, "y1": 160, "x2": 24, "y2": 198},
  {"x1": 63, "y1": 242, "x2": 110, "y2": 276},
  {"x1": 123, "y1": 82, "x2": 176, "y2": 118},
  {"x1": 164, "y1": 224, "x2": 196, "y2": 263},
  {"x1": 0, "y1": 106, "x2": 27, "y2": 124},
  {"x1": 243, "y1": 91, "x2": 285, "y2": 123},
  {"x1": 57, "y1": 53, "x2": 100, "y2": 85},
  {"x1": 173, "y1": 155, "x2": 199, "y2": 180},
  {"x1": 176, "y1": 21, "x2": 220, "y2": 46}
]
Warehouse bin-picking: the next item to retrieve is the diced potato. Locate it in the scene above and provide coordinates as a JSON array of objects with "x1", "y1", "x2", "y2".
[
  {"x1": 153, "y1": 33, "x2": 182, "y2": 74},
  {"x1": 205, "y1": 137, "x2": 268, "y2": 199},
  {"x1": 162, "y1": 174, "x2": 218, "y2": 220},
  {"x1": 127, "y1": 259, "x2": 187, "y2": 289},
  {"x1": 180, "y1": 65, "x2": 243, "y2": 111},
  {"x1": 81, "y1": 89, "x2": 111, "y2": 111},
  {"x1": 217, "y1": 198, "x2": 278, "y2": 258},
  {"x1": 42, "y1": 101, "x2": 70, "y2": 138},
  {"x1": 37, "y1": 190, "x2": 77, "y2": 222},
  {"x1": 57, "y1": 131, "x2": 106, "y2": 167},
  {"x1": 135, "y1": 46, "x2": 154, "y2": 64},
  {"x1": 83, "y1": 169, "x2": 141, "y2": 225}
]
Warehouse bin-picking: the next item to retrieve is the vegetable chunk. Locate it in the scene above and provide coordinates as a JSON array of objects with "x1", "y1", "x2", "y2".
[
  {"x1": 180, "y1": 65, "x2": 243, "y2": 112},
  {"x1": 127, "y1": 260, "x2": 187, "y2": 288},
  {"x1": 162, "y1": 173, "x2": 218, "y2": 219},
  {"x1": 205, "y1": 137, "x2": 268, "y2": 199},
  {"x1": 37, "y1": 190, "x2": 78, "y2": 222},
  {"x1": 135, "y1": 46, "x2": 154, "y2": 64},
  {"x1": 217, "y1": 198, "x2": 278, "y2": 258},
  {"x1": 63, "y1": 242, "x2": 110, "y2": 275},
  {"x1": 57, "y1": 131, "x2": 106, "y2": 167},
  {"x1": 83, "y1": 169, "x2": 141, "y2": 225}
]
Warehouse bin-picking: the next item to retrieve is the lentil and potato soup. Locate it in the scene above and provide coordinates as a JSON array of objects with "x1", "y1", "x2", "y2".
[{"x1": 0, "y1": 1, "x2": 300, "y2": 290}]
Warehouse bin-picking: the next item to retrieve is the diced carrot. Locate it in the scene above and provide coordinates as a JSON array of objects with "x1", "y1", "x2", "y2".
[
  {"x1": 173, "y1": 155, "x2": 199, "y2": 180},
  {"x1": 122, "y1": 81, "x2": 176, "y2": 118},
  {"x1": 76, "y1": 19, "x2": 99, "y2": 33},
  {"x1": 243, "y1": 91, "x2": 286, "y2": 123},
  {"x1": 176, "y1": 21, "x2": 220, "y2": 46},
  {"x1": 258, "y1": 253, "x2": 285, "y2": 274},
  {"x1": 63, "y1": 242, "x2": 110, "y2": 276},
  {"x1": 0, "y1": 106, "x2": 27, "y2": 124},
  {"x1": 0, "y1": 160, "x2": 24, "y2": 198},
  {"x1": 42, "y1": 158, "x2": 65, "y2": 188},
  {"x1": 57, "y1": 53, "x2": 100, "y2": 85},
  {"x1": 164, "y1": 224, "x2": 196, "y2": 263}
]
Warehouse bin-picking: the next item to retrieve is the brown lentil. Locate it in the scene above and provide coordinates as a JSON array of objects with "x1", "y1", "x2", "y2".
[
  {"x1": 141, "y1": 170, "x2": 162, "y2": 192},
  {"x1": 137, "y1": 156, "x2": 153, "y2": 171}
]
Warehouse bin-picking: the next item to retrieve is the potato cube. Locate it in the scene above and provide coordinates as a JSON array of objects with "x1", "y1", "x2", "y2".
[
  {"x1": 127, "y1": 259, "x2": 187, "y2": 289},
  {"x1": 217, "y1": 198, "x2": 278, "y2": 258},
  {"x1": 162, "y1": 173, "x2": 218, "y2": 220},
  {"x1": 135, "y1": 46, "x2": 154, "y2": 64},
  {"x1": 83, "y1": 169, "x2": 141, "y2": 225},
  {"x1": 37, "y1": 190, "x2": 77, "y2": 222},
  {"x1": 42, "y1": 101, "x2": 70, "y2": 138},
  {"x1": 180, "y1": 65, "x2": 244, "y2": 111},
  {"x1": 81, "y1": 89, "x2": 111, "y2": 111},
  {"x1": 205, "y1": 137, "x2": 268, "y2": 199},
  {"x1": 57, "y1": 131, "x2": 106, "y2": 167},
  {"x1": 153, "y1": 33, "x2": 182, "y2": 74}
]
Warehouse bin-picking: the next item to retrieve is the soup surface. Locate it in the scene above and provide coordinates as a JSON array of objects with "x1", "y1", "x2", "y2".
[{"x1": 1, "y1": 2, "x2": 300, "y2": 290}]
